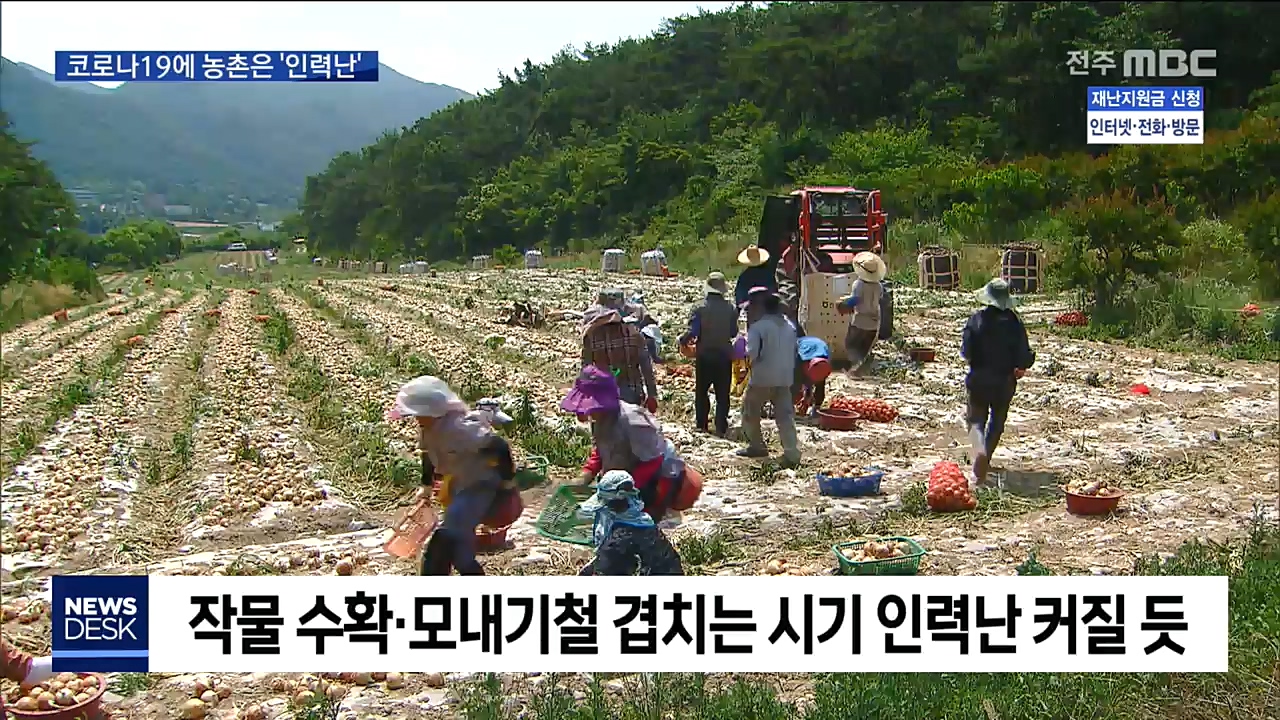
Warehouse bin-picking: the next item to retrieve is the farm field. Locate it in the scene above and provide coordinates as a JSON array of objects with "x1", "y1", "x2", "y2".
[{"x1": 1, "y1": 266, "x2": 1277, "y2": 719}]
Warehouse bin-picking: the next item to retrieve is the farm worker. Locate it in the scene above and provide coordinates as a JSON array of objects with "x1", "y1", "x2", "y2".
[
  {"x1": 564, "y1": 365, "x2": 682, "y2": 522},
  {"x1": 581, "y1": 289, "x2": 659, "y2": 412},
  {"x1": 737, "y1": 289, "x2": 801, "y2": 466},
  {"x1": 734, "y1": 244, "x2": 776, "y2": 308},
  {"x1": 386, "y1": 376, "x2": 516, "y2": 576},
  {"x1": 678, "y1": 271, "x2": 739, "y2": 436},
  {"x1": 2, "y1": 638, "x2": 54, "y2": 714},
  {"x1": 836, "y1": 251, "x2": 886, "y2": 375},
  {"x1": 625, "y1": 291, "x2": 663, "y2": 364},
  {"x1": 576, "y1": 470, "x2": 685, "y2": 576},
  {"x1": 962, "y1": 278, "x2": 1036, "y2": 484},
  {"x1": 792, "y1": 333, "x2": 832, "y2": 417}
]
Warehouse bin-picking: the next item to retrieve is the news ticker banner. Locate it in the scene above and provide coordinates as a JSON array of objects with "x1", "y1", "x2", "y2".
[
  {"x1": 53, "y1": 575, "x2": 1226, "y2": 674},
  {"x1": 53, "y1": 51, "x2": 378, "y2": 83},
  {"x1": 1086, "y1": 86, "x2": 1204, "y2": 145}
]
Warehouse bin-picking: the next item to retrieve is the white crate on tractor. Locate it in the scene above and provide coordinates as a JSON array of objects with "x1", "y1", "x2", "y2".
[
  {"x1": 799, "y1": 272, "x2": 855, "y2": 363},
  {"x1": 524, "y1": 250, "x2": 544, "y2": 269}
]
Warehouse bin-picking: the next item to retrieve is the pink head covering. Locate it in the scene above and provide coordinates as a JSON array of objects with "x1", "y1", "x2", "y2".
[{"x1": 560, "y1": 365, "x2": 621, "y2": 415}]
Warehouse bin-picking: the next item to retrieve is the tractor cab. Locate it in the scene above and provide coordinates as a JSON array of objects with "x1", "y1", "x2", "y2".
[{"x1": 758, "y1": 187, "x2": 891, "y2": 364}]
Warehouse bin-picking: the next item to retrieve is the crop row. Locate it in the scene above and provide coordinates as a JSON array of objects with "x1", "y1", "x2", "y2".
[{"x1": 0, "y1": 293, "x2": 209, "y2": 568}]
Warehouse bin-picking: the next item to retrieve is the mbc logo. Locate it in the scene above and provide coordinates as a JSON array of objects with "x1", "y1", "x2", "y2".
[{"x1": 1124, "y1": 49, "x2": 1216, "y2": 78}]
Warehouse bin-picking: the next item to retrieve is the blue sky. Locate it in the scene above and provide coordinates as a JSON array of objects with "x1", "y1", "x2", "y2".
[{"x1": 0, "y1": 1, "x2": 738, "y2": 94}]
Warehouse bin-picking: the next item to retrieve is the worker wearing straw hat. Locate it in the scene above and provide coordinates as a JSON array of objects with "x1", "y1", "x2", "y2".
[
  {"x1": 679, "y1": 272, "x2": 739, "y2": 437},
  {"x1": 962, "y1": 278, "x2": 1036, "y2": 484},
  {"x1": 836, "y1": 251, "x2": 887, "y2": 375},
  {"x1": 734, "y1": 244, "x2": 776, "y2": 308}
]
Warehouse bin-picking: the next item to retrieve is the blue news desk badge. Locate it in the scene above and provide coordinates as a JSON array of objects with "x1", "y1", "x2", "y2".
[{"x1": 52, "y1": 576, "x2": 149, "y2": 673}]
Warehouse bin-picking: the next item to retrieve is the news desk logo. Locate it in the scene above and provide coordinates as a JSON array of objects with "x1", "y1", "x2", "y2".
[
  {"x1": 1066, "y1": 49, "x2": 1216, "y2": 78},
  {"x1": 52, "y1": 576, "x2": 149, "y2": 672}
]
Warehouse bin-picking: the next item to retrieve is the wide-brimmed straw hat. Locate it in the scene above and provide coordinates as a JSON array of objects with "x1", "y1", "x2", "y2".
[
  {"x1": 737, "y1": 245, "x2": 770, "y2": 267},
  {"x1": 560, "y1": 365, "x2": 621, "y2": 415},
  {"x1": 705, "y1": 271, "x2": 729, "y2": 295},
  {"x1": 386, "y1": 376, "x2": 467, "y2": 421},
  {"x1": 852, "y1": 252, "x2": 887, "y2": 282},
  {"x1": 976, "y1": 278, "x2": 1018, "y2": 310}
]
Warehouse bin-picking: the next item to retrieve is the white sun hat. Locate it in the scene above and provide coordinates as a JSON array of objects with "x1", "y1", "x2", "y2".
[{"x1": 385, "y1": 375, "x2": 467, "y2": 421}]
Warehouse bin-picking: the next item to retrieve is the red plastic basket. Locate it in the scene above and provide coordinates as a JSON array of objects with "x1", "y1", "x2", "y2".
[
  {"x1": 1064, "y1": 491, "x2": 1123, "y2": 516},
  {"x1": 817, "y1": 408, "x2": 859, "y2": 431},
  {"x1": 7, "y1": 673, "x2": 108, "y2": 720},
  {"x1": 475, "y1": 525, "x2": 511, "y2": 553}
]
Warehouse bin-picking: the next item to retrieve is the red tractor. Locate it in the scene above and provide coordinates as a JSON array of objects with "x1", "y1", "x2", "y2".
[
  {"x1": 761, "y1": 186, "x2": 887, "y2": 279},
  {"x1": 759, "y1": 186, "x2": 893, "y2": 362}
]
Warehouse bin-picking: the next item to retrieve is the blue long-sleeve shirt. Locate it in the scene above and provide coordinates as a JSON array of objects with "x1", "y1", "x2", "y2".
[
  {"x1": 735, "y1": 265, "x2": 777, "y2": 307},
  {"x1": 961, "y1": 307, "x2": 1036, "y2": 385}
]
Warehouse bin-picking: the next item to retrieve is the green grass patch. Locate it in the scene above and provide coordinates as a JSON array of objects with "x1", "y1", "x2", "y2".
[{"x1": 453, "y1": 517, "x2": 1278, "y2": 720}]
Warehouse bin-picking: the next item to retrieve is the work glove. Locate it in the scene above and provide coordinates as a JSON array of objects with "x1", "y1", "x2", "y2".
[{"x1": 644, "y1": 396, "x2": 659, "y2": 413}]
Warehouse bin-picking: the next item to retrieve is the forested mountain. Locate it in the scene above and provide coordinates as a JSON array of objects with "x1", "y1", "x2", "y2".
[
  {"x1": 297, "y1": 1, "x2": 1280, "y2": 265},
  {"x1": 0, "y1": 58, "x2": 472, "y2": 208}
]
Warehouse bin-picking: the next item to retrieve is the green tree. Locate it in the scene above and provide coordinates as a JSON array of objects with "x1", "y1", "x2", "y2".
[
  {"x1": 0, "y1": 111, "x2": 76, "y2": 285},
  {"x1": 1054, "y1": 193, "x2": 1182, "y2": 310}
]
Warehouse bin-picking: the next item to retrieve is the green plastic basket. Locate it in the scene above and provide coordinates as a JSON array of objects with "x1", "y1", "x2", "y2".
[
  {"x1": 514, "y1": 455, "x2": 550, "y2": 490},
  {"x1": 832, "y1": 536, "x2": 927, "y2": 576},
  {"x1": 535, "y1": 485, "x2": 597, "y2": 546}
]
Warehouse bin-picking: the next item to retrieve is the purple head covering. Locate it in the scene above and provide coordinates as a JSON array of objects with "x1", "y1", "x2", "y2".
[
  {"x1": 561, "y1": 365, "x2": 621, "y2": 415},
  {"x1": 731, "y1": 334, "x2": 748, "y2": 361}
]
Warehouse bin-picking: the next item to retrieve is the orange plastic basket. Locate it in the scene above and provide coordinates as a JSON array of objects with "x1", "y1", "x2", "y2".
[{"x1": 383, "y1": 497, "x2": 439, "y2": 558}]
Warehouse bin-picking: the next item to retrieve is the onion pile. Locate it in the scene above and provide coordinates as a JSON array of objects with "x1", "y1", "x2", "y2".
[
  {"x1": 0, "y1": 598, "x2": 46, "y2": 624},
  {"x1": 819, "y1": 463, "x2": 869, "y2": 479},
  {"x1": 4, "y1": 672, "x2": 100, "y2": 712},
  {"x1": 314, "y1": 285, "x2": 561, "y2": 415},
  {"x1": 841, "y1": 539, "x2": 912, "y2": 563},
  {"x1": 2, "y1": 295, "x2": 127, "y2": 361},
  {"x1": 764, "y1": 558, "x2": 816, "y2": 576},
  {"x1": 1066, "y1": 479, "x2": 1123, "y2": 497},
  {"x1": 189, "y1": 292, "x2": 331, "y2": 530},
  {"x1": 0, "y1": 295, "x2": 206, "y2": 560},
  {"x1": 0, "y1": 291, "x2": 169, "y2": 427}
]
